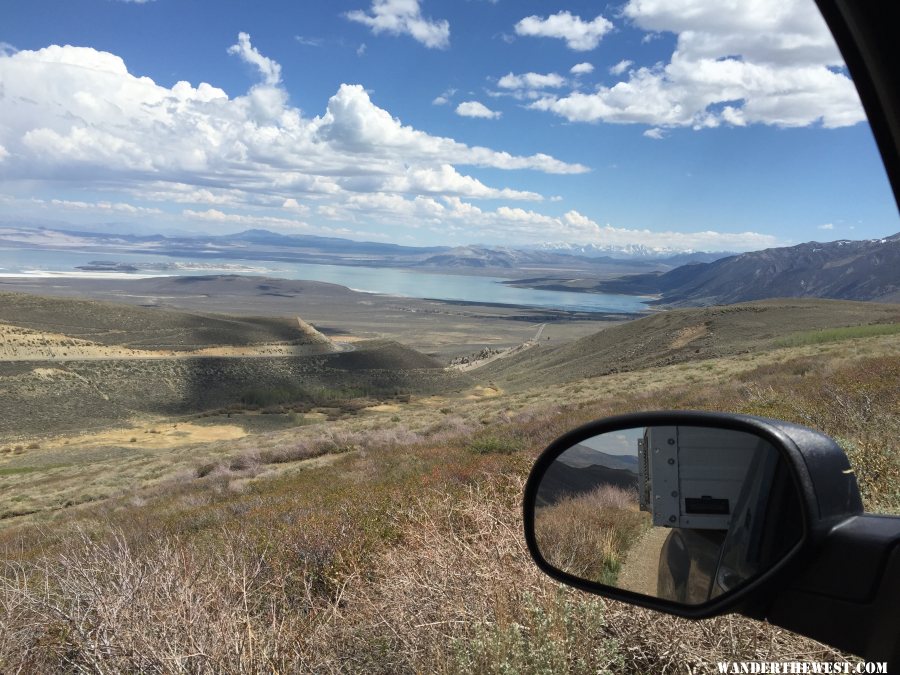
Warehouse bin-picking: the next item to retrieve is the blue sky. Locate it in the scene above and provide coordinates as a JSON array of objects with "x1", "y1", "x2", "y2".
[{"x1": 1, "y1": 0, "x2": 897, "y2": 251}]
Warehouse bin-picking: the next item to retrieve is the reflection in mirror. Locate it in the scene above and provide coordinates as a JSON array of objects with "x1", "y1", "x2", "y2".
[{"x1": 532, "y1": 426, "x2": 802, "y2": 605}]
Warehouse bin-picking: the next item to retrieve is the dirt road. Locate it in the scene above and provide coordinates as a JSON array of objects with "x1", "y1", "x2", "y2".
[{"x1": 617, "y1": 526, "x2": 670, "y2": 596}]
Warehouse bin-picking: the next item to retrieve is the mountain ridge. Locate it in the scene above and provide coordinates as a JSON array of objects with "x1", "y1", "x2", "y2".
[{"x1": 591, "y1": 234, "x2": 900, "y2": 305}]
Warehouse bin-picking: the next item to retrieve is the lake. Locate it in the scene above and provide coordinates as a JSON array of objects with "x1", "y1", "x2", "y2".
[{"x1": 0, "y1": 247, "x2": 651, "y2": 314}]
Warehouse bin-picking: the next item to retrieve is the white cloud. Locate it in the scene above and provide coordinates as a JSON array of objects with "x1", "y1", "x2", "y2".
[
  {"x1": 314, "y1": 191, "x2": 777, "y2": 250},
  {"x1": 527, "y1": 0, "x2": 864, "y2": 130},
  {"x1": 432, "y1": 87, "x2": 457, "y2": 105},
  {"x1": 609, "y1": 59, "x2": 632, "y2": 76},
  {"x1": 51, "y1": 199, "x2": 162, "y2": 215},
  {"x1": 294, "y1": 36, "x2": 323, "y2": 47},
  {"x1": 482, "y1": 206, "x2": 777, "y2": 249},
  {"x1": 227, "y1": 32, "x2": 281, "y2": 86},
  {"x1": 382, "y1": 164, "x2": 541, "y2": 200},
  {"x1": 818, "y1": 223, "x2": 834, "y2": 230},
  {"x1": 498, "y1": 72, "x2": 566, "y2": 90},
  {"x1": 357, "y1": 43, "x2": 367, "y2": 56},
  {"x1": 643, "y1": 128, "x2": 665, "y2": 139},
  {"x1": 0, "y1": 37, "x2": 589, "y2": 239},
  {"x1": 514, "y1": 11, "x2": 613, "y2": 51},
  {"x1": 455, "y1": 101, "x2": 502, "y2": 119},
  {"x1": 20, "y1": 196, "x2": 163, "y2": 215},
  {"x1": 345, "y1": 0, "x2": 450, "y2": 49},
  {"x1": 182, "y1": 207, "x2": 381, "y2": 239},
  {"x1": 282, "y1": 198, "x2": 309, "y2": 213},
  {"x1": 623, "y1": 0, "x2": 842, "y2": 66},
  {"x1": 570, "y1": 62, "x2": 594, "y2": 75}
]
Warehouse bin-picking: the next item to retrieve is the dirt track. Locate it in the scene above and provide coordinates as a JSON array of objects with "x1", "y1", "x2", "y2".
[{"x1": 617, "y1": 526, "x2": 670, "y2": 596}]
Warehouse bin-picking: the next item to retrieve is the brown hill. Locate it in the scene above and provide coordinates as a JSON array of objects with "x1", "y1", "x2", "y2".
[
  {"x1": 0, "y1": 291, "x2": 334, "y2": 352},
  {"x1": 481, "y1": 299, "x2": 900, "y2": 388}
]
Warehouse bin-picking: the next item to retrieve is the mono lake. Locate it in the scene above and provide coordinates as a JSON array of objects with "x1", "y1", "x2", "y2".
[{"x1": 0, "y1": 247, "x2": 651, "y2": 314}]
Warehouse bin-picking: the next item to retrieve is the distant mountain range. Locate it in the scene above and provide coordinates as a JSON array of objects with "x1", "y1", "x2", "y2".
[
  {"x1": 0, "y1": 224, "x2": 692, "y2": 278},
  {"x1": 592, "y1": 234, "x2": 900, "y2": 306},
  {"x1": 1, "y1": 223, "x2": 897, "y2": 306},
  {"x1": 0, "y1": 223, "x2": 728, "y2": 266}
]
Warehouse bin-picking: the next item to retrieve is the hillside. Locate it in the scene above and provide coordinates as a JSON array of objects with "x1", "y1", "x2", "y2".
[
  {"x1": 0, "y1": 340, "x2": 463, "y2": 437},
  {"x1": 592, "y1": 234, "x2": 900, "y2": 306},
  {"x1": 0, "y1": 291, "x2": 335, "y2": 352},
  {"x1": 2, "y1": 323, "x2": 896, "y2": 671},
  {"x1": 0, "y1": 292, "x2": 466, "y2": 436},
  {"x1": 482, "y1": 299, "x2": 900, "y2": 388}
]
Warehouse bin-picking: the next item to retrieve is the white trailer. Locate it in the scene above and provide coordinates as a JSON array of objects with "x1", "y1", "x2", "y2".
[{"x1": 638, "y1": 426, "x2": 763, "y2": 530}]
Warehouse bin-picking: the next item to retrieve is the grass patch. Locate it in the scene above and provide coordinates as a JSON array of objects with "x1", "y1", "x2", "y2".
[
  {"x1": 467, "y1": 435, "x2": 524, "y2": 455},
  {"x1": 0, "y1": 466, "x2": 45, "y2": 476},
  {"x1": 775, "y1": 322, "x2": 900, "y2": 348}
]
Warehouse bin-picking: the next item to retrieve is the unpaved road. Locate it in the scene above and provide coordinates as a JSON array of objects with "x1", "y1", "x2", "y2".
[
  {"x1": 617, "y1": 526, "x2": 670, "y2": 596},
  {"x1": 449, "y1": 322, "x2": 546, "y2": 372}
]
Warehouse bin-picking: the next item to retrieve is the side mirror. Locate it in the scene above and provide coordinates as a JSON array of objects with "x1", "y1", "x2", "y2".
[
  {"x1": 527, "y1": 421, "x2": 803, "y2": 610},
  {"x1": 523, "y1": 411, "x2": 900, "y2": 665}
]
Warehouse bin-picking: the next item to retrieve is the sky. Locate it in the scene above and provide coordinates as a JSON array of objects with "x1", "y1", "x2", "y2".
[{"x1": 1, "y1": 0, "x2": 898, "y2": 251}]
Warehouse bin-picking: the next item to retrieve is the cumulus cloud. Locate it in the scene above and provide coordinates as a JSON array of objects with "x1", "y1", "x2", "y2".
[
  {"x1": 643, "y1": 127, "x2": 665, "y2": 139},
  {"x1": 43, "y1": 198, "x2": 162, "y2": 215},
  {"x1": 455, "y1": 101, "x2": 502, "y2": 119},
  {"x1": 345, "y1": 0, "x2": 450, "y2": 49},
  {"x1": 0, "y1": 37, "x2": 589, "y2": 240},
  {"x1": 570, "y1": 62, "x2": 594, "y2": 75},
  {"x1": 818, "y1": 223, "x2": 835, "y2": 230},
  {"x1": 623, "y1": 0, "x2": 842, "y2": 66},
  {"x1": 381, "y1": 164, "x2": 540, "y2": 200},
  {"x1": 494, "y1": 71, "x2": 568, "y2": 101},
  {"x1": 498, "y1": 71, "x2": 566, "y2": 90},
  {"x1": 228, "y1": 32, "x2": 281, "y2": 86},
  {"x1": 514, "y1": 11, "x2": 613, "y2": 51},
  {"x1": 529, "y1": 0, "x2": 864, "y2": 130},
  {"x1": 483, "y1": 206, "x2": 776, "y2": 249},
  {"x1": 315, "y1": 191, "x2": 777, "y2": 250},
  {"x1": 609, "y1": 59, "x2": 632, "y2": 75},
  {"x1": 432, "y1": 87, "x2": 457, "y2": 105}
]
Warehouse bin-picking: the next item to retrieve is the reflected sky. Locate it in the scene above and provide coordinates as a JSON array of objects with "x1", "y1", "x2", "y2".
[{"x1": 579, "y1": 428, "x2": 643, "y2": 457}]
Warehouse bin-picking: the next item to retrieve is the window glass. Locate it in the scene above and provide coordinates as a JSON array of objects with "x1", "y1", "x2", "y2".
[{"x1": 0, "y1": 1, "x2": 897, "y2": 670}]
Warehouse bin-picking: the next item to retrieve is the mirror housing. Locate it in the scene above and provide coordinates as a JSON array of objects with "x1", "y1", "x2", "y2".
[{"x1": 523, "y1": 411, "x2": 863, "y2": 619}]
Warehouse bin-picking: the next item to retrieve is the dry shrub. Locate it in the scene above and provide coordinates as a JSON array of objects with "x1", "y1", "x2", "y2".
[
  {"x1": 311, "y1": 475, "x2": 622, "y2": 673},
  {"x1": 534, "y1": 485, "x2": 648, "y2": 584},
  {"x1": 304, "y1": 473, "x2": 847, "y2": 674},
  {"x1": 0, "y1": 463, "x2": 859, "y2": 674},
  {"x1": 427, "y1": 416, "x2": 477, "y2": 444},
  {"x1": 0, "y1": 528, "x2": 320, "y2": 673},
  {"x1": 1, "y1": 349, "x2": 891, "y2": 672}
]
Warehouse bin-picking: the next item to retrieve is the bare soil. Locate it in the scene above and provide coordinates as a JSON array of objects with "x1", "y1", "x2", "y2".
[{"x1": 618, "y1": 527, "x2": 671, "y2": 597}]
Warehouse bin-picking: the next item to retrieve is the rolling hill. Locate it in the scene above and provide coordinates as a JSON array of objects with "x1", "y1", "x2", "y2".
[
  {"x1": 0, "y1": 291, "x2": 336, "y2": 352},
  {"x1": 0, "y1": 292, "x2": 468, "y2": 436},
  {"x1": 482, "y1": 298, "x2": 900, "y2": 388}
]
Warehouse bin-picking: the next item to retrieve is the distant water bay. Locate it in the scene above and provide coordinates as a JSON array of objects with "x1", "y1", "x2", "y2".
[{"x1": 0, "y1": 247, "x2": 650, "y2": 314}]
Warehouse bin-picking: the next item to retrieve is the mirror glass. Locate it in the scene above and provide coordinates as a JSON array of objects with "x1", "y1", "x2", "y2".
[{"x1": 531, "y1": 425, "x2": 803, "y2": 605}]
